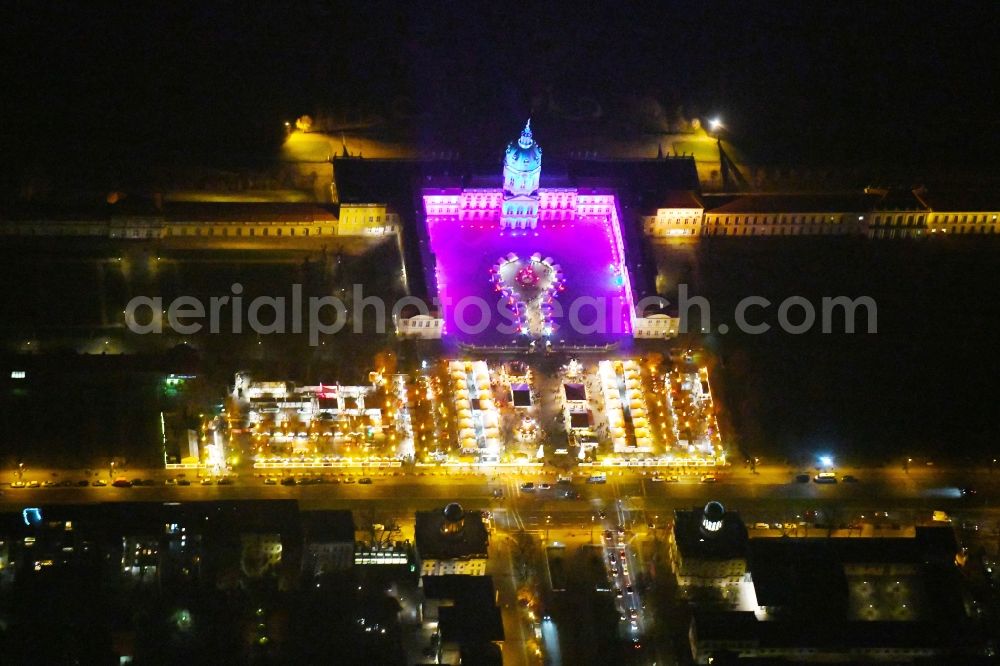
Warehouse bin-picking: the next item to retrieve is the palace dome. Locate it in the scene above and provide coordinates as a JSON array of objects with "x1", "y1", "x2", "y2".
[{"x1": 504, "y1": 119, "x2": 542, "y2": 173}]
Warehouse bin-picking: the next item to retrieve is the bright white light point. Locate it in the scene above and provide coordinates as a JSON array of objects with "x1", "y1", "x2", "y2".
[
  {"x1": 709, "y1": 117, "x2": 722, "y2": 130},
  {"x1": 820, "y1": 455, "x2": 833, "y2": 467}
]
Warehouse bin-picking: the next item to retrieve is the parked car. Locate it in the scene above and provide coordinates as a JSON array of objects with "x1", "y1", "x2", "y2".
[
  {"x1": 92, "y1": 479, "x2": 107, "y2": 487},
  {"x1": 177, "y1": 479, "x2": 191, "y2": 486},
  {"x1": 795, "y1": 474, "x2": 811, "y2": 483},
  {"x1": 263, "y1": 477, "x2": 277, "y2": 485},
  {"x1": 217, "y1": 477, "x2": 234, "y2": 485},
  {"x1": 112, "y1": 478, "x2": 132, "y2": 488},
  {"x1": 358, "y1": 477, "x2": 373, "y2": 484}
]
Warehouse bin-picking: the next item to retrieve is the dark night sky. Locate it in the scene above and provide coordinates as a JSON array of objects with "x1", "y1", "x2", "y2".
[{"x1": 1, "y1": 1, "x2": 999, "y2": 177}]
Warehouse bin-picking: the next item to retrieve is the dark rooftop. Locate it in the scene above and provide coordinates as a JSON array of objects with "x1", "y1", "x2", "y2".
[
  {"x1": 415, "y1": 505, "x2": 489, "y2": 561},
  {"x1": 301, "y1": 510, "x2": 355, "y2": 543},
  {"x1": 914, "y1": 188, "x2": 1000, "y2": 213},
  {"x1": 655, "y1": 189, "x2": 703, "y2": 210},
  {"x1": 422, "y1": 575, "x2": 496, "y2": 605},
  {"x1": 460, "y1": 642, "x2": 503, "y2": 665},
  {"x1": 164, "y1": 201, "x2": 337, "y2": 222},
  {"x1": 703, "y1": 192, "x2": 880, "y2": 214},
  {"x1": 0, "y1": 500, "x2": 303, "y2": 538},
  {"x1": 439, "y1": 605, "x2": 505, "y2": 645},
  {"x1": 748, "y1": 528, "x2": 960, "y2": 611},
  {"x1": 869, "y1": 188, "x2": 929, "y2": 211},
  {"x1": 693, "y1": 611, "x2": 967, "y2": 652},
  {"x1": 423, "y1": 575, "x2": 504, "y2": 648}
]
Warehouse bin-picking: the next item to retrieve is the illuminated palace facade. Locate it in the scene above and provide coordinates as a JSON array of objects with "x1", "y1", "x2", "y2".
[{"x1": 421, "y1": 121, "x2": 652, "y2": 348}]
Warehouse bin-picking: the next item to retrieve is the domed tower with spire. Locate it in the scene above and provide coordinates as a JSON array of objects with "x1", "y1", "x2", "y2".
[{"x1": 501, "y1": 119, "x2": 542, "y2": 230}]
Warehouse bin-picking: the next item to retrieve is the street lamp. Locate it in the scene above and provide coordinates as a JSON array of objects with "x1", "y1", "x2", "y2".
[{"x1": 708, "y1": 117, "x2": 723, "y2": 132}]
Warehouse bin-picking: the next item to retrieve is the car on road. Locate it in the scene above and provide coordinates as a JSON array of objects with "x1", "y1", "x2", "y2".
[
  {"x1": 557, "y1": 476, "x2": 572, "y2": 485},
  {"x1": 42, "y1": 480, "x2": 56, "y2": 488},
  {"x1": 625, "y1": 584, "x2": 634, "y2": 594},
  {"x1": 358, "y1": 477, "x2": 373, "y2": 484},
  {"x1": 614, "y1": 586, "x2": 623, "y2": 598},
  {"x1": 76, "y1": 480, "x2": 90, "y2": 487},
  {"x1": 795, "y1": 474, "x2": 810, "y2": 483},
  {"x1": 217, "y1": 477, "x2": 234, "y2": 485},
  {"x1": 520, "y1": 482, "x2": 535, "y2": 491},
  {"x1": 92, "y1": 479, "x2": 107, "y2": 487},
  {"x1": 10, "y1": 481, "x2": 25, "y2": 489},
  {"x1": 280, "y1": 477, "x2": 296, "y2": 486},
  {"x1": 165, "y1": 478, "x2": 177, "y2": 485},
  {"x1": 27, "y1": 480, "x2": 40, "y2": 488},
  {"x1": 492, "y1": 488, "x2": 503, "y2": 498},
  {"x1": 200, "y1": 478, "x2": 214, "y2": 485},
  {"x1": 961, "y1": 486, "x2": 977, "y2": 497},
  {"x1": 814, "y1": 472, "x2": 837, "y2": 484},
  {"x1": 842, "y1": 474, "x2": 858, "y2": 482},
  {"x1": 263, "y1": 477, "x2": 277, "y2": 485},
  {"x1": 598, "y1": 509, "x2": 607, "y2": 519},
  {"x1": 112, "y1": 479, "x2": 132, "y2": 488},
  {"x1": 177, "y1": 479, "x2": 191, "y2": 486},
  {"x1": 700, "y1": 475, "x2": 718, "y2": 483},
  {"x1": 538, "y1": 483, "x2": 552, "y2": 490}
]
